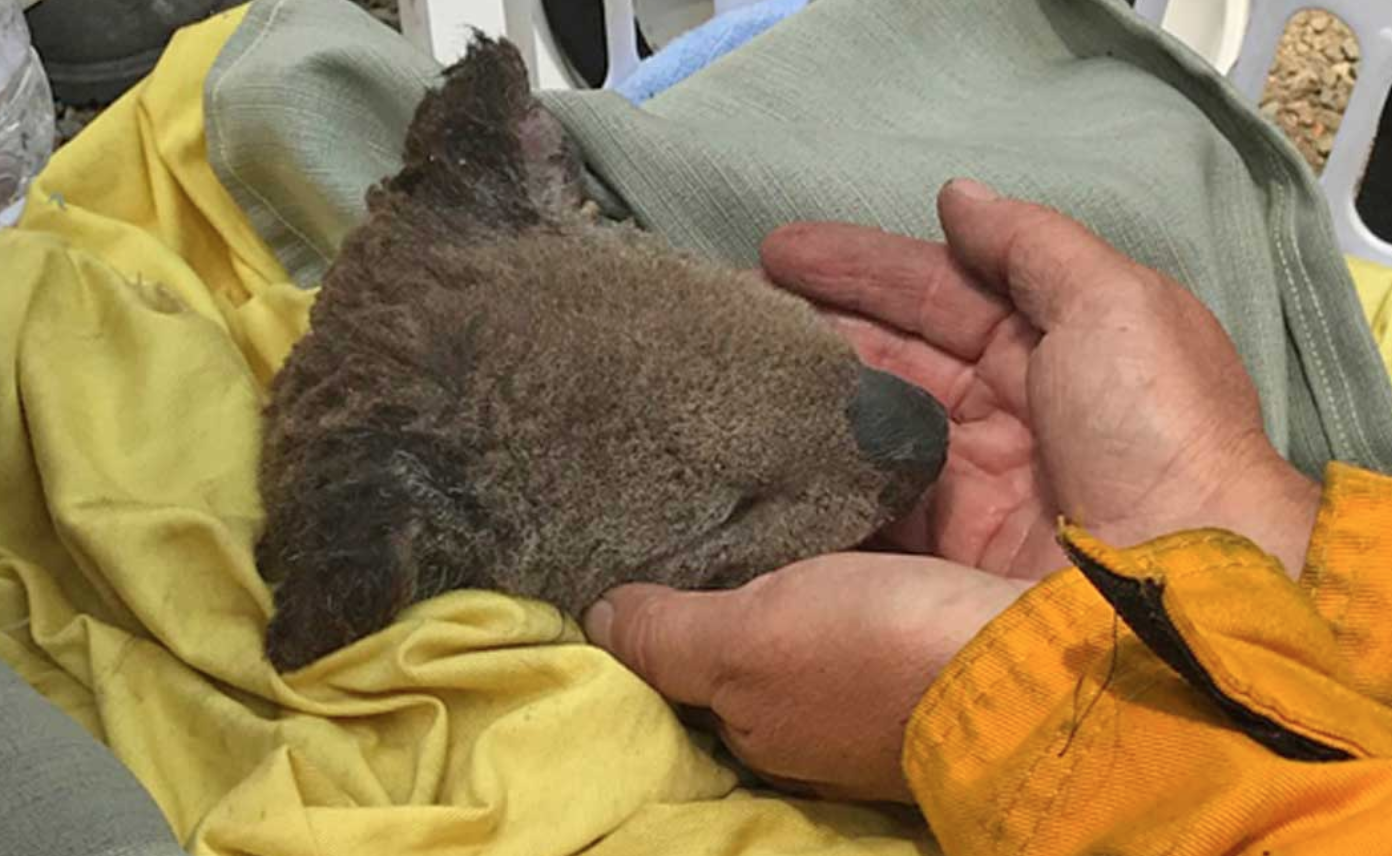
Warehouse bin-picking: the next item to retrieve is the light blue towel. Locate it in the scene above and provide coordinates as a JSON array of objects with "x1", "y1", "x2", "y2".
[{"x1": 613, "y1": 0, "x2": 807, "y2": 104}]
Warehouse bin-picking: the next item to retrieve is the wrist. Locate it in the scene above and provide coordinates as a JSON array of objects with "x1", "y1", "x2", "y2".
[
  {"x1": 1096, "y1": 439, "x2": 1323, "y2": 580},
  {"x1": 1204, "y1": 445, "x2": 1322, "y2": 579},
  {"x1": 891, "y1": 571, "x2": 1032, "y2": 803},
  {"x1": 903, "y1": 572, "x2": 1034, "y2": 705}
]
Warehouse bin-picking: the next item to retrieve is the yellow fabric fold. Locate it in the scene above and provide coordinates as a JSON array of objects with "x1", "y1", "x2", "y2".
[
  {"x1": 905, "y1": 462, "x2": 1392, "y2": 856},
  {"x1": 1347, "y1": 255, "x2": 1392, "y2": 376},
  {"x1": 0, "y1": 9, "x2": 928, "y2": 856}
]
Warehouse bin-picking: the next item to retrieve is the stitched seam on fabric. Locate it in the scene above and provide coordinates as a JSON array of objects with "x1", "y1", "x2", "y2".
[
  {"x1": 1001, "y1": 653, "x2": 1103, "y2": 855},
  {"x1": 920, "y1": 533, "x2": 1286, "y2": 841},
  {"x1": 1283, "y1": 173, "x2": 1386, "y2": 471},
  {"x1": 1265, "y1": 147, "x2": 1350, "y2": 457},
  {"x1": 1069, "y1": 0, "x2": 1377, "y2": 473},
  {"x1": 1065, "y1": 531, "x2": 1360, "y2": 758},
  {"x1": 919, "y1": 537, "x2": 1213, "y2": 849},
  {"x1": 1322, "y1": 485, "x2": 1358, "y2": 648},
  {"x1": 922, "y1": 572, "x2": 1109, "y2": 747},
  {"x1": 1303, "y1": 489, "x2": 1331, "y2": 605},
  {"x1": 1318, "y1": 479, "x2": 1372, "y2": 693},
  {"x1": 208, "y1": 0, "x2": 332, "y2": 267},
  {"x1": 1085, "y1": 531, "x2": 1246, "y2": 571},
  {"x1": 1327, "y1": 477, "x2": 1389, "y2": 649},
  {"x1": 912, "y1": 573, "x2": 1114, "y2": 849},
  {"x1": 1133, "y1": 550, "x2": 1369, "y2": 756},
  {"x1": 1145, "y1": 532, "x2": 1240, "y2": 561},
  {"x1": 1262, "y1": 147, "x2": 1375, "y2": 468}
]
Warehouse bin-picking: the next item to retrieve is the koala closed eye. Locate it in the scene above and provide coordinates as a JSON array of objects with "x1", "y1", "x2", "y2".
[{"x1": 720, "y1": 494, "x2": 762, "y2": 529}]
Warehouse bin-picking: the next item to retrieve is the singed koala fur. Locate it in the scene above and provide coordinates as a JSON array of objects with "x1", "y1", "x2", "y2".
[{"x1": 255, "y1": 33, "x2": 949, "y2": 672}]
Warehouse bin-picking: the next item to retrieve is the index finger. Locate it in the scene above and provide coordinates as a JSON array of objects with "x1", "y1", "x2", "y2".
[{"x1": 759, "y1": 222, "x2": 1013, "y2": 362}]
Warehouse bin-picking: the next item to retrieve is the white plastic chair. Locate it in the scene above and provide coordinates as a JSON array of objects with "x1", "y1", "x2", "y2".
[
  {"x1": 1138, "y1": 0, "x2": 1392, "y2": 268},
  {"x1": 598, "y1": 0, "x2": 762, "y2": 87},
  {"x1": 1135, "y1": 0, "x2": 1251, "y2": 74},
  {"x1": 398, "y1": 0, "x2": 572, "y2": 88},
  {"x1": 398, "y1": 0, "x2": 762, "y2": 90}
]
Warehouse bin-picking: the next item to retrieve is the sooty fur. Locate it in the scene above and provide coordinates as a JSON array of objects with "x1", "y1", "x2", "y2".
[{"x1": 255, "y1": 34, "x2": 942, "y2": 672}]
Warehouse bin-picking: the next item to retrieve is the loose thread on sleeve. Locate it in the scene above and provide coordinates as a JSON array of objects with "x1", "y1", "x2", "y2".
[{"x1": 1059, "y1": 612, "x2": 1120, "y2": 757}]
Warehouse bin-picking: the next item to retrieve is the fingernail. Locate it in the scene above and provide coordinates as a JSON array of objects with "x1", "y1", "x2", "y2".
[
  {"x1": 946, "y1": 178, "x2": 999, "y2": 202},
  {"x1": 583, "y1": 598, "x2": 614, "y2": 649}
]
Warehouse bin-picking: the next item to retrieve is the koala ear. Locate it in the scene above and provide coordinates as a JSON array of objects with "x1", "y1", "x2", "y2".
[
  {"x1": 516, "y1": 96, "x2": 586, "y2": 214},
  {"x1": 384, "y1": 30, "x2": 583, "y2": 222}
]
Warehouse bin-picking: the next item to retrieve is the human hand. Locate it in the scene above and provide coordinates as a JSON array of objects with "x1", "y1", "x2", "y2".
[
  {"x1": 583, "y1": 181, "x2": 1324, "y2": 807},
  {"x1": 583, "y1": 554, "x2": 1028, "y2": 804},
  {"x1": 761, "y1": 180, "x2": 1322, "y2": 579}
]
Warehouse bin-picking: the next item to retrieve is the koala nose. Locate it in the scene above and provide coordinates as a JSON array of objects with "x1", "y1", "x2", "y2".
[{"x1": 849, "y1": 366, "x2": 949, "y2": 479}]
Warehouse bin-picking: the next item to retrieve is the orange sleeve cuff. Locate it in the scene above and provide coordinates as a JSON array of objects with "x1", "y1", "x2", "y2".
[
  {"x1": 903, "y1": 462, "x2": 1392, "y2": 856},
  {"x1": 1300, "y1": 462, "x2": 1392, "y2": 702}
]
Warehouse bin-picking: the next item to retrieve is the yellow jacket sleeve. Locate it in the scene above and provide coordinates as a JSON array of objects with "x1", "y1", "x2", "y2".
[{"x1": 903, "y1": 462, "x2": 1392, "y2": 856}]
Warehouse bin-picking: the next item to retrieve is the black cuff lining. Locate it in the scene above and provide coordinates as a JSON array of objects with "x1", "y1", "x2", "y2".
[{"x1": 1059, "y1": 534, "x2": 1351, "y2": 763}]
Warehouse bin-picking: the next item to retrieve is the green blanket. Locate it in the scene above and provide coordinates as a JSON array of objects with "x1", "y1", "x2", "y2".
[{"x1": 206, "y1": 0, "x2": 1392, "y2": 480}]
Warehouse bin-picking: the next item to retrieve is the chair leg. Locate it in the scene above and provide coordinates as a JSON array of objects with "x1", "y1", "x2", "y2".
[
  {"x1": 600, "y1": 0, "x2": 641, "y2": 88},
  {"x1": 399, "y1": 0, "x2": 519, "y2": 67},
  {"x1": 396, "y1": 0, "x2": 577, "y2": 88}
]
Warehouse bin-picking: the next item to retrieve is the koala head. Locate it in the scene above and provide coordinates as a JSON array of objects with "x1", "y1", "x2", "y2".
[{"x1": 254, "y1": 33, "x2": 949, "y2": 672}]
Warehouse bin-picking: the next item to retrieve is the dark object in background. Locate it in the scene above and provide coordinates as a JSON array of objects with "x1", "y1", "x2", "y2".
[
  {"x1": 26, "y1": 0, "x2": 241, "y2": 104},
  {"x1": 1355, "y1": 95, "x2": 1392, "y2": 244},
  {"x1": 540, "y1": 0, "x2": 652, "y2": 89}
]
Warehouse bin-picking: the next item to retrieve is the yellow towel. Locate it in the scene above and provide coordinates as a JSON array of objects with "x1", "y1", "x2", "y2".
[
  {"x1": 0, "y1": 9, "x2": 925, "y2": 856},
  {"x1": 1348, "y1": 255, "x2": 1392, "y2": 376}
]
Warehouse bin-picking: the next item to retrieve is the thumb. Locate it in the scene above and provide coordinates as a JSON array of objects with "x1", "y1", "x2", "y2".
[
  {"x1": 936, "y1": 179, "x2": 1147, "y2": 331},
  {"x1": 582, "y1": 583, "x2": 741, "y2": 707}
]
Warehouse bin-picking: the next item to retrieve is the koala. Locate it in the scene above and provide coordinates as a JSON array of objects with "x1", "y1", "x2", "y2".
[{"x1": 255, "y1": 33, "x2": 950, "y2": 673}]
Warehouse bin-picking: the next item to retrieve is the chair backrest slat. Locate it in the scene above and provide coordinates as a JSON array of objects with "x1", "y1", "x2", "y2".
[{"x1": 1143, "y1": 0, "x2": 1392, "y2": 266}]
